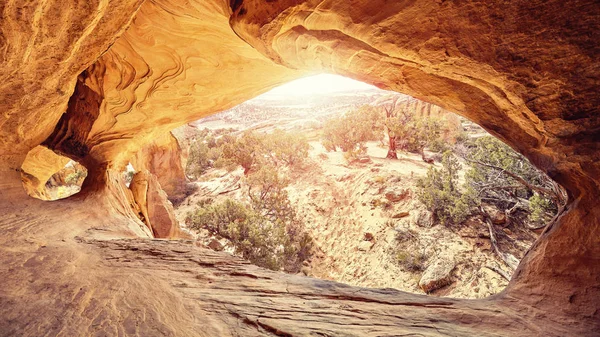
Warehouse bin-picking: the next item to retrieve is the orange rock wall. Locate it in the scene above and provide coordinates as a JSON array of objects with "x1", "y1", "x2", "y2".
[
  {"x1": 0, "y1": 0, "x2": 598, "y2": 334},
  {"x1": 130, "y1": 170, "x2": 181, "y2": 239},
  {"x1": 131, "y1": 132, "x2": 188, "y2": 203}
]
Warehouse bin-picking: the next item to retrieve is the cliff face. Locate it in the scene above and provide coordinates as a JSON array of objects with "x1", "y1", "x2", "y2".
[{"x1": 0, "y1": 0, "x2": 599, "y2": 335}]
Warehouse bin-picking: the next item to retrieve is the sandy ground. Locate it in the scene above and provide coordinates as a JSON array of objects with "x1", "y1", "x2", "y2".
[{"x1": 175, "y1": 141, "x2": 523, "y2": 299}]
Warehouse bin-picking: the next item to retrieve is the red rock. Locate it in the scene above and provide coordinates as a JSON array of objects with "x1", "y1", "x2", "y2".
[
  {"x1": 207, "y1": 238, "x2": 224, "y2": 251},
  {"x1": 130, "y1": 170, "x2": 182, "y2": 239}
]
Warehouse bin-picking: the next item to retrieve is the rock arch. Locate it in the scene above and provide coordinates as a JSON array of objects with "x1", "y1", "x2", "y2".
[{"x1": 0, "y1": 0, "x2": 598, "y2": 335}]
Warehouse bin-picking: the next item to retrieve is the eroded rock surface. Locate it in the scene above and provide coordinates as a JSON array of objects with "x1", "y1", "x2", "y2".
[
  {"x1": 130, "y1": 170, "x2": 181, "y2": 239},
  {"x1": 20, "y1": 146, "x2": 71, "y2": 200},
  {"x1": 0, "y1": 0, "x2": 599, "y2": 335},
  {"x1": 131, "y1": 132, "x2": 188, "y2": 203}
]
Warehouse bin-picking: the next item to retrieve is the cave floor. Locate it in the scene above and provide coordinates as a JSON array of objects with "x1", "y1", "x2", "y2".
[{"x1": 0, "y1": 178, "x2": 589, "y2": 337}]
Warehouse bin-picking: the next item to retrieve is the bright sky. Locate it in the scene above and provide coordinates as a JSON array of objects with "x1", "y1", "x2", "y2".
[{"x1": 260, "y1": 74, "x2": 379, "y2": 98}]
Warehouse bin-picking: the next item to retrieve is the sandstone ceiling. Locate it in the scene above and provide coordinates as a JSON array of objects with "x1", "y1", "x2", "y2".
[{"x1": 0, "y1": 0, "x2": 599, "y2": 335}]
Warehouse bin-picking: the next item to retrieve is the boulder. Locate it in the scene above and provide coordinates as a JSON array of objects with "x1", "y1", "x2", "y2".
[
  {"x1": 419, "y1": 258, "x2": 456, "y2": 293},
  {"x1": 132, "y1": 132, "x2": 188, "y2": 204},
  {"x1": 358, "y1": 241, "x2": 374, "y2": 252},
  {"x1": 384, "y1": 189, "x2": 409, "y2": 202},
  {"x1": 458, "y1": 216, "x2": 489, "y2": 238},
  {"x1": 482, "y1": 204, "x2": 507, "y2": 225},
  {"x1": 414, "y1": 210, "x2": 434, "y2": 228},
  {"x1": 207, "y1": 238, "x2": 224, "y2": 251},
  {"x1": 130, "y1": 170, "x2": 182, "y2": 239}
]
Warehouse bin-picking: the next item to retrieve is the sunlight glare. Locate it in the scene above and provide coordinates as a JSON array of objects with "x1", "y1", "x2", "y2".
[{"x1": 259, "y1": 74, "x2": 379, "y2": 98}]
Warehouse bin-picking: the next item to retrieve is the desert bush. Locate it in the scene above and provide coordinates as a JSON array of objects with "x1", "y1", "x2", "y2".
[
  {"x1": 396, "y1": 249, "x2": 427, "y2": 272},
  {"x1": 246, "y1": 165, "x2": 294, "y2": 220},
  {"x1": 416, "y1": 151, "x2": 477, "y2": 226},
  {"x1": 416, "y1": 135, "x2": 562, "y2": 228},
  {"x1": 222, "y1": 131, "x2": 264, "y2": 174},
  {"x1": 463, "y1": 136, "x2": 560, "y2": 223},
  {"x1": 321, "y1": 105, "x2": 383, "y2": 155},
  {"x1": 262, "y1": 129, "x2": 310, "y2": 167},
  {"x1": 385, "y1": 104, "x2": 448, "y2": 157},
  {"x1": 528, "y1": 193, "x2": 554, "y2": 225},
  {"x1": 186, "y1": 128, "x2": 310, "y2": 178},
  {"x1": 190, "y1": 199, "x2": 249, "y2": 236},
  {"x1": 189, "y1": 198, "x2": 312, "y2": 272},
  {"x1": 394, "y1": 228, "x2": 418, "y2": 243},
  {"x1": 464, "y1": 136, "x2": 547, "y2": 194},
  {"x1": 196, "y1": 197, "x2": 214, "y2": 208},
  {"x1": 188, "y1": 164, "x2": 312, "y2": 272},
  {"x1": 186, "y1": 142, "x2": 211, "y2": 178},
  {"x1": 64, "y1": 169, "x2": 87, "y2": 185},
  {"x1": 185, "y1": 129, "x2": 237, "y2": 178}
]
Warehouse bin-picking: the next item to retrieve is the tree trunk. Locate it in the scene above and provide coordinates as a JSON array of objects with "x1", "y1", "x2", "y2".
[{"x1": 386, "y1": 134, "x2": 398, "y2": 159}]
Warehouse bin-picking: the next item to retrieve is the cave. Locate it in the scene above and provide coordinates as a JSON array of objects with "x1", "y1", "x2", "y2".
[{"x1": 0, "y1": 0, "x2": 598, "y2": 335}]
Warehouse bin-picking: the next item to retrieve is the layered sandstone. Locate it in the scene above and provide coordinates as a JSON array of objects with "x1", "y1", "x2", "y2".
[
  {"x1": 0, "y1": 0, "x2": 599, "y2": 335},
  {"x1": 131, "y1": 132, "x2": 188, "y2": 203}
]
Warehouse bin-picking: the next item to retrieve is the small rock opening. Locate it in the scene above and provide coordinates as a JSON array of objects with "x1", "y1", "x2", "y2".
[
  {"x1": 122, "y1": 162, "x2": 136, "y2": 187},
  {"x1": 21, "y1": 146, "x2": 88, "y2": 200}
]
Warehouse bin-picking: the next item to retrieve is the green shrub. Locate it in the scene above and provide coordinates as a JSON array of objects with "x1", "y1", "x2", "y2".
[
  {"x1": 463, "y1": 136, "x2": 559, "y2": 223},
  {"x1": 263, "y1": 129, "x2": 310, "y2": 167},
  {"x1": 528, "y1": 193, "x2": 554, "y2": 224},
  {"x1": 394, "y1": 228, "x2": 417, "y2": 243},
  {"x1": 186, "y1": 128, "x2": 310, "y2": 178},
  {"x1": 186, "y1": 142, "x2": 211, "y2": 178},
  {"x1": 416, "y1": 151, "x2": 477, "y2": 226},
  {"x1": 222, "y1": 131, "x2": 264, "y2": 174},
  {"x1": 386, "y1": 107, "x2": 447, "y2": 155},
  {"x1": 190, "y1": 199, "x2": 249, "y2": 236},
  {"x1": 321, "y1": 105, "x2": 383, "y2": 155},
  {"x1": 65, "y1": 169, "x2": 87, "y2": 185},
  {"x1": 188, "y1": 164, "x2": 312, "y2": 272},
  {"x1": 246, "y1": 165, "x2": 294, "y2": 220}
]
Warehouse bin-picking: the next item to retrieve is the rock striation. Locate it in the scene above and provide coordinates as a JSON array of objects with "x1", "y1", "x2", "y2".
[{"x1": 0, "y1": 0, "x2": 599, "y2": 335}]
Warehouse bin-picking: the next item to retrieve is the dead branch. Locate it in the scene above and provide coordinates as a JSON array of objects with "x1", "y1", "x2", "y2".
[
  {"x1": 480, "y1": 207, "x2": 519, "y2": 270},
  {"x1": 484, "y1": 264, "x2": 512, "y2": 281},
  {"x1": 465, "y1": 157, "x2": 558, "y2": 201}
]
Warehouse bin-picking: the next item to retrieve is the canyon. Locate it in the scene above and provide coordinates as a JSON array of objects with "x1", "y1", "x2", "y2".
[{"x1": 0, "y1": 0, "x2": 599, "y2": 335}]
